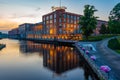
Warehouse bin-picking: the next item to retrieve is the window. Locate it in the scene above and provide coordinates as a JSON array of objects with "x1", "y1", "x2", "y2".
[
  {"x1": 54, "y1": 13, "x2": 56, "y2": 18},
  {"x1": 59, "y1": 29, "x2": 62, "y2": 34},
  {"x1": 67, "y1": 14, "x2": 70, "y2": 18},
  {"x1": 59, "y1": 18, "x2": 62, "y2": 23},
  {"x1": 46, "y1": 16, "x2": 49, "y2": 20},
  {"x1": 63, "y1": 24, "x2": 66, "y2": 28},
  {"x1": 59, "y1": 24, "x2": 62, "y2": 27},
  {"x1": 74, "y1": 21, "x2": 76, "y2": 24},
  {"x1": 74, "y1": 16, "x2": 77, "y2": 20},
  {"x1": 50, "y1": 15, "x2": 53, "y2": 19},
  {"x1": 46, "y1": 21, "x2": 49, "y2": 24},
  {"x1": 71, "y1": 24, "x2": 73, "y2": 27},
  {"x1": 71, "y1": 20, "x2": 73, "y2": 23},
  {"x1": 43, "y1": 17, "x2": 45, "y2": 21},
  {"x1": 63, "y1": 18, "x2": 66, "y2": 22},
  {"x1": 50, "y1": 20, "x2": 53, "y2": 24},
  {"x1": 74, "y1": 25, "x2": 77, "y2": 27},
  {"x1": 63, "y1": 14, "x2": 67, "y2": 18},
  {"x1": 67, "y1": 24, "x2": 70, "y2": 28},
  {"x1": 77, "y1": 16, "x2": 80, "y2": 20},
  {"x1": 54, "y1": 19, "x2": 56, "y2": 23},
  {"x1": 67, "y1": 19, "x2": 70, "y2": 23},
  {"x1": 43, "y1": 21, "x2": 46, "y2": 25},
  {"x1": 71, "y1": 15, "x2": 74, "y2": 19}
]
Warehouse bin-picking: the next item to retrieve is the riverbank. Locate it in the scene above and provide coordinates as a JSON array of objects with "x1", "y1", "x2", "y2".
[
  {"x1": 96, "y1": 38, "x2": 120, "y2": 80},
  {"x1": 0, "y1": 44, "x2": 6, "y2": 50},
  {"x1": 76, "y1": 37, "x2": 120, "y2": 80},
  {"x1": 10, "y1": 38, "x2": 77, "y2": 46},
  {"x1": 81, "y1": 34, "x2": 120, "y2": 41},
  {"x1": 75, "y1": 44, "x2": 111, "y2": 80}
]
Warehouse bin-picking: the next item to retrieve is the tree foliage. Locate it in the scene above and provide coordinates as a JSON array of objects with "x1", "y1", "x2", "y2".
[
  {"x1": 108, "y1": 3, "x2": 120, "y2": 34},
  {"x1": 79, "y1": 5, "x2": 98, "y2": 39},
  {"x1": 99, "y1": 24, "x2": 109, "y2": 34}
]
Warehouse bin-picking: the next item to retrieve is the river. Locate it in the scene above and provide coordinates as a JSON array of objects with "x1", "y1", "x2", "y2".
[{"x1": 0, "y1": 39, "x2": 98, "y2": 80}]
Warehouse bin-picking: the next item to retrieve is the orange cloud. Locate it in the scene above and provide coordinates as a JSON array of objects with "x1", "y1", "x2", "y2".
[{"x1": 0, "y1": 19, "x2": 20, "y2": 31}]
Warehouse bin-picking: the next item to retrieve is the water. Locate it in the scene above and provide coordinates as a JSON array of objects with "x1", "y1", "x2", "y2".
[{"x1": 0, "y1": 39, "x2": 98, "y2": 80}]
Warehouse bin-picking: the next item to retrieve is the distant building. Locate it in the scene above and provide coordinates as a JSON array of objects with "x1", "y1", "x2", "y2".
[
  {"x1": 94, "y1": 20, "x2": 108, "y2": 35},
  {"x1": 8, "y1": 28, "x2": 19, "y2": 38},
  {"x1": 27, "y1": 22, "x2": 43, "y2": 39},
  {"x1": 18, "y1": 23, "x2": 34, "y2": 39}
]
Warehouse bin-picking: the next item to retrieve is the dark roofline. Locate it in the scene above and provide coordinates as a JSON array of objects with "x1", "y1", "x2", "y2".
[
  {"x1": 65, "y1": 11, "x2": 82, "y2": 16},
  {"x1": 19, "y1": 23, "x2": 34, "y2": 26},
  {"x1": 43, "y1": 9, "x2": 82, "y2": 17},
  {"x1": 97, "y1": 19, "x2": 108, "y2": 23}
]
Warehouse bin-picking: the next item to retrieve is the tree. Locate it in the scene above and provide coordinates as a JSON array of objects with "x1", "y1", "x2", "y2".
[
  {"x1": 99, "y1": 24, "x2": 107, "y2": 34},
  {"x1": 108, "y1": 3, "x2": 120, "y2": 34},
  {"x1": 79, "y1": 5, "x2": 98, "y2": 39}
]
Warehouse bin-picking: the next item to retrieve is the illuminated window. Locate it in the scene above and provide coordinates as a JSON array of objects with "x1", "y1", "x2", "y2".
[
  {"x1": 50, "y1": 29, "x2": 54, "y2": 34},
  {"x1": 46, "y1": 21, "x2": 49, "y2": 24},
  {"x1": 50, "y1": 20, "x2": 53, "y2": 23},
  {"x1": 74, "y1": 21, "x2": 77, "y2": 24}
]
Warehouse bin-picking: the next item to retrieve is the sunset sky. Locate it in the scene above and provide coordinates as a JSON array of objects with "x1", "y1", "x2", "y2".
[{"x1": 0, "y1": 0, "x2": 119, "y2": 33}]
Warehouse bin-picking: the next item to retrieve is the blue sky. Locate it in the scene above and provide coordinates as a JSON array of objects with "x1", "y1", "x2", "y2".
[{"x1": 0, "y1": 0, "x2": 119, "y2": 33}]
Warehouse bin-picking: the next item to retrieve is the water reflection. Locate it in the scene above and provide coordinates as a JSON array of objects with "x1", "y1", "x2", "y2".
[{"x1": 20, "y1": 41, "x2": 99, "y2": 80}]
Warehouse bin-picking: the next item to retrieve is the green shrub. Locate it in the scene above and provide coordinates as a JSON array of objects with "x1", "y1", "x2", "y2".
[
  {"x1": 82, "y1": 34, "x2": 119, "y2": 41},
  {"x1": 108, "y1": 38, "x2": 120, "y2": 50}
]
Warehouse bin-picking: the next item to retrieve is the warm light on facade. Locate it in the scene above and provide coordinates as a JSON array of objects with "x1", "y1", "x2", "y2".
[{"x1": 50, "y1": 29, "x2": 54, "y2": 34}]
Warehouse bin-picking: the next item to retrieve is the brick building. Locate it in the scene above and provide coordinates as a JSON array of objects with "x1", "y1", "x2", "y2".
[{"x1": 41, "y1": 7, "x2": 82, "y2": 40}]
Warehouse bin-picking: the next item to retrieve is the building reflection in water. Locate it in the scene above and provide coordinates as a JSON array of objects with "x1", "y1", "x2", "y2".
[{"x1": 20, "y1": 41, "x2": 99, "y2": 80}]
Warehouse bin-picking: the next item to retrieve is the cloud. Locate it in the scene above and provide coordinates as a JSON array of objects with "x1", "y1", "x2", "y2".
[
  {"x1": 9, "y1": 13, "x2": 39, "y2": 19},
  {"x1": 35, "y1": 7, "x2": 41, "y2": 11},
  {"x1": 0, "y1": 19, "x2": 19, "y2": 31}
]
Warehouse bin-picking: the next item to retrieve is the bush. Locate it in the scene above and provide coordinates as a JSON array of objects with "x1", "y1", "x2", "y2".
[
  {"x1": 108, "y1": 38, "x2": 120, "y2": 50},
  {"x1": 82, "y1": 34, "x2": 119, "y2": 41}
]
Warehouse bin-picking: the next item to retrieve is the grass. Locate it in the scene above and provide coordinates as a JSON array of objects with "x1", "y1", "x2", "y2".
[
  {"x1": 116, "y1": 38, "x2": 120, "y2": 54},
  {"x1": 81, "y1": 34, "x2": 120, "y2": 41},
  {"x1": 108, "y1": 37, "x2": 120, "y2": 54},
  {"x1": 116, "y1": 50, "x2": 120, "y2": 54}
]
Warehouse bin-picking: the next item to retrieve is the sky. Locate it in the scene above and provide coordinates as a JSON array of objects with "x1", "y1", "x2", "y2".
[{"x1": 0, "y1": 0, "x2": 119, "y2": 33}]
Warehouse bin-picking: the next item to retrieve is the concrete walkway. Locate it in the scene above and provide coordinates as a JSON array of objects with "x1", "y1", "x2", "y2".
[
  {"x1": 96, "y1": 37, "x2": 120, "y2": 80},
  {"x1": 78, "y1": 37, "x2": 120, "y2": 80}
]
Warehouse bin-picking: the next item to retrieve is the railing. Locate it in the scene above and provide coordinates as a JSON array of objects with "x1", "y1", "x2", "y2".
[{"x1": 75, "y1": 44, "x2": 116, "y2": 80}]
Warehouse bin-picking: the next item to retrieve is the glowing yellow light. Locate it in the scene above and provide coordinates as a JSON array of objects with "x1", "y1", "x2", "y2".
[
  {"x1": 50, "y1": 29, "x2": 54, "y2": 34},
  {"x1": 50, "y1": 50, "x2": 54, "y2": 57}
]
